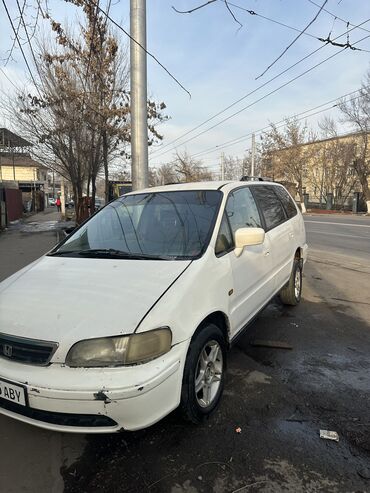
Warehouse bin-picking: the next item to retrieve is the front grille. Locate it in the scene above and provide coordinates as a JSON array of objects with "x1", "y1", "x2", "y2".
[
  {"x1": 0, "y1": 398, "x2": 117, "y2": 427},
  {"x1": 0, "y1": 333, "x2": 58, "y2": 366}
]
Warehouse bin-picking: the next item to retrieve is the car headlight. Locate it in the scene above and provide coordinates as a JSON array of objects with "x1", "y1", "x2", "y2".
[{"x1": 66, "y1": 328, "x2": 172, "y2": 367}]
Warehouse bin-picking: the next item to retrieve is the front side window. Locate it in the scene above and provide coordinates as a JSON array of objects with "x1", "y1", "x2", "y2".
[
  {"x1": 52, "y1": 190, "x2": 222, "y2": 260},
  {"x1": 215, "y1": 213, "x2": 233, "y2": 256},
  {"x1": 225, "y1": 187, "x2": 262, "y2": 235},
  {"x1": 252, "y1": 185, "x2": 287, "y2": 231}
]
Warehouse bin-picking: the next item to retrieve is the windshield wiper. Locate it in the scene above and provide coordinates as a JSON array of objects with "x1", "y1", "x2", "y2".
[
  {"x1": 77, "y1": 249, "x2": 173, "y2": 260},
  {"x1": 49, "y1": 248, "x2": 182, "y2": 260},
  {"x1": 48, "y1": 250, "x2": 80, "y2": 257}
]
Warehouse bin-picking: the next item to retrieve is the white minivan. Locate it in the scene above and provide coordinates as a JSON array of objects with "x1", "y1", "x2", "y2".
[{"x1": 0, "y1": 180, "x2": 307, "y2": 433}]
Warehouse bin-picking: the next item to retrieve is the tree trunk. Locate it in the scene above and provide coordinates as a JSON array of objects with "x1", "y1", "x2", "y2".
[
  {"x1": 103, "y1": 129, "x2": 109, "y2": 203},
  {"x1": 360, "y1": 176, "x2": 370, "y2": 214},
  {"x1": 299, "y1": 193, "x2": 307, "y2": 213},
  {"x1": 91, "y1": 174, "x2": 97, "y2": 215},
  {"x1": 75, "y1": 183, "x2": 84, "y2": 225},
  {"x1": 297, "y1": 180, "x2": 306, "y2": 214},
  {"x1": 86, "y1": 173, "x2": 91, "y2": 200}
]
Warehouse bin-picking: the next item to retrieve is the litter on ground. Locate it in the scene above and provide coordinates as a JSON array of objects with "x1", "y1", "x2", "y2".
[{"x1": 320, "y1": 430, "x2": 339, "y2": 442}]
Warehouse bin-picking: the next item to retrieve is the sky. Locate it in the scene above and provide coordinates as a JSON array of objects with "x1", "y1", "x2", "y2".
[{"x1": 0, "y1": 0, "x2": 369, "y2": 176}]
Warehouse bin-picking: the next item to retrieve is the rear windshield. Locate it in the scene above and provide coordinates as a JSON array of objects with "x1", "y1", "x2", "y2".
[{"x1": 53, "y1": 190, "x2": 222, "y2": 260}]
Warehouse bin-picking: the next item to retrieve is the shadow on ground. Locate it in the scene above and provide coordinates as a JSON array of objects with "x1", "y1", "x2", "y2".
[{"x1": 62, "y1": 266, "x2": 370, "y2": 493}]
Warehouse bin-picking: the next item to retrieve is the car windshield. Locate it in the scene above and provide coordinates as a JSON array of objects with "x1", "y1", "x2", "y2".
[{"x1": 52, "y1": 190, "x2": 222, "y2": 260}]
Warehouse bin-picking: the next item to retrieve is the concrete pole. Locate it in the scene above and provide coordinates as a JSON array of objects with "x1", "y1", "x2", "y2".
[
  {"x1": 33, "y1": 168, "x2": 37, "y2": 213},
  {"x1": 60, "y1": 176, "x2": 66, "y2": 217},
  {"x1": 130, "y1": 0, "x2": 148, "y2": 191},
  {"x1": 220, "y1": 152, "x2": 225, "y2": 180},
  {"x1": 251, "y1": 133, "x2": 256, "y2": 177}
]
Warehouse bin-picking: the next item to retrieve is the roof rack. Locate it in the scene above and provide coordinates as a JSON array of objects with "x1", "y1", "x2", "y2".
[{"x1": 240, "y1": 175, "x2": 273, "y2": 182}]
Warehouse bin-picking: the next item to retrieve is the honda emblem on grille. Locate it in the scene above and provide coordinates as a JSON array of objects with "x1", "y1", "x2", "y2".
[{"x1": 3, "y1": 344, "x2": 13, "y2": 357}]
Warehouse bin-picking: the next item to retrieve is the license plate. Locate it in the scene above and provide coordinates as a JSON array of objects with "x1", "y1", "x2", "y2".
[{"x1": 0, "y1": 378, "x2": 27, "y2": 406}]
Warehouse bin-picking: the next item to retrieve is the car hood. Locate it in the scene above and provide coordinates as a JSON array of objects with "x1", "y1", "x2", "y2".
[{"x1": 0, "y1": 256, "x2": 191, "y2": 353}]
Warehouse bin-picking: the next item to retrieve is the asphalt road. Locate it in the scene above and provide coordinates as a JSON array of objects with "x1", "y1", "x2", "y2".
[
  {"x1": 0, "y1": 212, "x2": 370, "y2": 493},
  {"x1": 304, "y1": 214, "x2": 370, "y2": 262}
]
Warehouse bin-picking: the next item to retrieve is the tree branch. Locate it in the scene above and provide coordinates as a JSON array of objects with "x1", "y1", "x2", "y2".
[
  {"x1": 172, "y1": 0, "x2": 217, "y2": 14},
  {"x1": 172, "y1": 0, "x2": 242, "y2": 27}
]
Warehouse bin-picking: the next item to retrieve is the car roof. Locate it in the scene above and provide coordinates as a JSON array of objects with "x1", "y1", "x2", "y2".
[{"x1": 125, "y1": 180, "x2": 281, "y2": 195}]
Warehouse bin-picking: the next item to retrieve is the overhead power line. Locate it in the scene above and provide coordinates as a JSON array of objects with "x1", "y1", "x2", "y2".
[
  {"x1": 256, "y1": 0, "x2": 328, "y2": 79},
  {"x1": 15, "y1": 0, "x2": 42, "y2": 79},
  {"x1": 95, "y1": 2, "x2": 191, "y2": 97},
  {"x1": 4, "y1": 0, "x2": 26, "y2": 66},
  {"x1": 172, "y1": 0, "x2": 242, "y2": 27},
  {"x1": 190, "y1": 89, "x2": 362, "y2": 159},
  {"x1": 0, "y1": 66, "x2": 20, "y2": 90},
  {"x1": 227, "y1": 2, "x2": 317, "y2": 40},
  {"x1": 172, "y1": 1, "x2": 217, "y2": 14},
  {"x1": 152, "y1": 34, "x2": 370, "y2": 161},
  {"x1": 1, "y1": 0, "x2": 42, "y2": 97},
  {"x1": 307, "y1": 0, "x2": 370, "y2": 34},
  {"x1": 202, "y1": 128, "x2": 370, "y2": 175},
  {"x1": 228, "y1": 1, "x2": 370, "y2": 53},
  {"x1": 150, "y1": 18, "x2": 370, "y2": 159}
]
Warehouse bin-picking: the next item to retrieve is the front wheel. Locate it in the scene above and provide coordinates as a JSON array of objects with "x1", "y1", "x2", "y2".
[
  {"x1": 279, "y1": 259, "x2": 302, "y2": 306},
  {"x1": 180, "y1": 324, "x2": 226, "y2": 424}
]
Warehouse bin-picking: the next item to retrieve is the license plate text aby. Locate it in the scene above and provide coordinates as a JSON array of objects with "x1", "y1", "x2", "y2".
[{"x1": 0, "y1": 379, "x2": 27, "y2": 406}]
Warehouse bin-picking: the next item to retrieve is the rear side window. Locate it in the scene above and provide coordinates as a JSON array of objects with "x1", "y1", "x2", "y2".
[
  {"x1": 274, "y1": 186, "x2": 298, "y2": 219},
  {"x1": 252, "y1": 185, "x2": 286, "y2": 231},
  {"x1": 225, "y1": 187, "x2": 262, "y2": 235}
]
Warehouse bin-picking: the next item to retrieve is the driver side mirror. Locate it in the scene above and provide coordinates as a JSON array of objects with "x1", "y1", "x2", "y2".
[{"x1": 234, "y1": 227, "x2": 265, "y2": 257}]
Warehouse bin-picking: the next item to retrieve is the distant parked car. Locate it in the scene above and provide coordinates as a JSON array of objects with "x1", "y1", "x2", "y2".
[
  {"x1": 48, "y1": 197, "x2": 56, "y2": 207},
  {"x1": 0, "y1": 180, "x2": 307, "y2": 433},
  {"x1": 65, "y1": 201, "x2": 75, "y2": 221},
  {"x1": 94, "y1": 198, "x2": 104, "y2": 211}
]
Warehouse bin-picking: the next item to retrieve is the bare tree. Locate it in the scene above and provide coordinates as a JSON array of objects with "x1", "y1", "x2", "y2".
[
  {"x1": 337, "y1": 70, "x2": 370, "y2": 213},
  {"x1": 261, "y1": 118, "x2": 315, "y2": 211},
  {"x1": 172, "y1": 151, "x2": 214, "y2": 182},
  {"x1": 154, "y1": 163, "x2": 178, "y2": 185},
  {"x1": 306, "y1": 117, "x2": 358, "y2": 208},
  {"x1": 149, "y1": 152, "x2": 213, "y2": 186},
  {"x1": 1, "y1": 1, "x2": 167, "y2": 223},
  {"x1": 222, "y1": 155, "x2": 242, "y2": 180}
]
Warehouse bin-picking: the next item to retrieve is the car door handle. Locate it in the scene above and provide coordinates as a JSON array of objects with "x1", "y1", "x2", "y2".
[
  {"x1": 289, "y1": 232, "x2": 294, "y2": 238},
  {"x1": 263, "y1": 250, "x2": 270, "y2": 256}
]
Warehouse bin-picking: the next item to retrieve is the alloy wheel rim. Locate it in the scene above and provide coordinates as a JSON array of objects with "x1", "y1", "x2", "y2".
[
  {"x1": 295, "y1": 268, "x2": 301, "y2": 299},
  {"x1": 195, "y1": 340, "x2": 223, "y2": 408}
]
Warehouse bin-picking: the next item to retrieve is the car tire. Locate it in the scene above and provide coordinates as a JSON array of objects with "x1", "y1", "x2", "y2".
[
  {"x1": 279, "y1": 259, "x2": 302, "y2": 306},
  {"x1": 180, "y1": 323, "x2": 226, "y2": 424}
]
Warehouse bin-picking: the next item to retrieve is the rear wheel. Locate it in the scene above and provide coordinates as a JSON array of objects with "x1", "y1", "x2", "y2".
[
  {"x1": 180, "y1": 324, "x2": 226, "y2": 424},
  {"x1": 279, "y1": 259, "x2": 302, "y2": 306}
]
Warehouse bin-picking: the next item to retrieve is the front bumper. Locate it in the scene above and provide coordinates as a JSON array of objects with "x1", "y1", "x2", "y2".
[{"x1": 0, "y1": 340, "x2": 189, "y2": 433}]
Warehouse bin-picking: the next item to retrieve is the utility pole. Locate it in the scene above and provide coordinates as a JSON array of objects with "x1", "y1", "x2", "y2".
[
  {"x1": 60, "y1": 176, "x2": 65, "y2": 218},
  {"x1": 220, "y1": 152, "x2": 225, "y2": 180},
  {"x1": 130, "y1": 0, "x2": 148, "y2": 191},
  {"x1": 33, "y1": 167, "x2": 37, "y2": 213},
  {"x1": 251, "y1": 133, "x2": 256, "y2": 177}
]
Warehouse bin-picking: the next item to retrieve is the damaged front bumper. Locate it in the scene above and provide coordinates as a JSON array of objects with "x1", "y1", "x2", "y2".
[{"x1": 0, "y1": 340, "x2": 189, "y2": 433}]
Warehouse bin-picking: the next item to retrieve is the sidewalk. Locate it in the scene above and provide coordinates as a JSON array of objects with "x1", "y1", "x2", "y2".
[
  {"x1": 5, "y1": 207, "x2": 74, "y2": 234},
  {"x1": 305, "y1": 208, "x2": 369, "y2": 216},
  {"x1": 305, "y1": 211, "x2": 370, "y2": 218},
  {"x1": 23, "y1": 207, "x2": 62, "y2": 223},
  {"x1": 0, "y1": 207, "x2": 61, "y2": 282}
]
